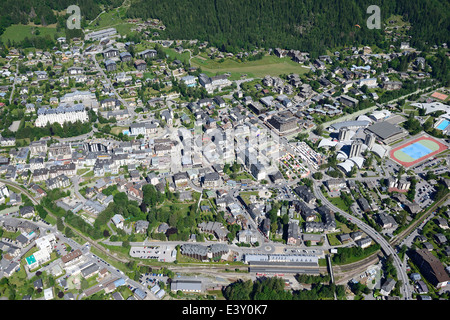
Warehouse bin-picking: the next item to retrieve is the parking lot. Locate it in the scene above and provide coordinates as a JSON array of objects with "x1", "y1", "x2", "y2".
[
  {"x1": 139, "y1": 273, "x2": 169, "y2": 287},
  {"x1": 129, "y1": 245, "x2": 177, "y2": 262},
  {"x1": 54, "y1": 240, "x2": 69, "y2": 256}
]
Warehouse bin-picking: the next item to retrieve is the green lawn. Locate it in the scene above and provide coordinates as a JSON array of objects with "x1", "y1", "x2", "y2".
[
  {"x1": 1, "y1": 24, "x2": 60, "y2": 43},
  {"x1": 161, "y1": 47, "x2": 191, "y2": 63},
  {"x1": 191, "y1": 55, "x2": 310, "y2": 80}
]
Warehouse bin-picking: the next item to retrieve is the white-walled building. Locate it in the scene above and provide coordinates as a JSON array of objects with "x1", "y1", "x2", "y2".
[{"x1": 35, "y1": 104, "x2": 89, "y2": 127}]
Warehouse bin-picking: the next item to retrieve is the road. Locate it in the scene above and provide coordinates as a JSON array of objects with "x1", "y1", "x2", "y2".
[
  {"x1": 312, "y1": 181, "x2": 412, "y2": 300},
  {"x1": 9, "y1": 62, "x2": 18, "y2": 105},
  {"x1": 0, "y1": 179, "x2": 157, "y2": 300},
  {"x1": 92, "y1": 55, "x2": 137, "y2": 120}
]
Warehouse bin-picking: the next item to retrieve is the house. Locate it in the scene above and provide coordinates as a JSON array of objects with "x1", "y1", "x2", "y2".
[
  {"x1": 111, "y1": 214, "x2": 125, "y2": 229},
  {"x1": 302, "y1": 234, "x2": 322, "y2": 245},
  {"x1": 350, "y1": 231, "x2": 363, "y2": 241},
  {"x1": 19, "y1": 206, "x2": 35, "y2": 219},
  {"x1": 376, "y1": 212, "x2": 398, "y2": 230},
  {"x1": 134, "y1": 59, "x2": 147, "y2": 71},
  {"x1": 202, "y1": 172, "x2": 221, "y2": 188},
  {"x1": 173, "y1": 172, "x2": 189, "y2": 188},
  {"x1": 338, "y1": 233, "x2": 351, "y2": 243},
  {"x1": 294, "y1": 185, "x2": 315, "y2": 204},
  {"x1": 416, "y1": 280, "x2": 428, "y2": 294},
  {"x1": 434, "y1": 233, "x2": 447, "y2": 244},
  {"x1": 81, "y1": 263, "x2": 100, "y2": 279},
  {"x1": 435, "y1": 218, "x2": 449, "y2": 230},
  {"x1": 102, "y1": 47, "x2": 119, "y2": 59},
  {"x1": 357, "y1": 197, "x2": 371, "y2": 212},
  {"x1": 120, "y1": 52, "x2": 132, "y2": 62},
  {"x1": 286, "y1": 222, "x2": 301, "y2": 245},
  {"x1": 135, "y1": 220, "x2": 149, "y2": 234},
  {"x1": 380, "y1": 278, "x2": 396, "y2": 296},
  {"x1": 104, "y1": 59, "x2": 117, "y2": 72},
  {"x1": 138, "y1": 49, "x2": 157, "y2": 59},
  {"x1": 355, "y1": 237, "x2": 372, "y2": 248}
]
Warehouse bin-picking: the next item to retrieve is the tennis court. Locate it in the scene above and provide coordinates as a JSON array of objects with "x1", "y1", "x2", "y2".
[
  {"x1": 389, "y1": 135, "x2": 448, "y2": 167},
  {"x1": 401, "y1": 142, "x2": 434, "y2": 160}
]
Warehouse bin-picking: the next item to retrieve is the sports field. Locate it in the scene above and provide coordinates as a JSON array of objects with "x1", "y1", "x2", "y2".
[{"x1": 389, "y1": 135, "x2": 448, "y2": 167}]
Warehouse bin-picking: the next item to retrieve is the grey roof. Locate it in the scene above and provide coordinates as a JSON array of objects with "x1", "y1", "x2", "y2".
[
  {"x1": 37, "y1": 103, "x2": 85, "y2": 116},
  {"x1": 171, "y1": 280, "x2": 202, "y2": 292},
  {"x1": 365, "y1": 121, "x2": 403, "y2": 140}
]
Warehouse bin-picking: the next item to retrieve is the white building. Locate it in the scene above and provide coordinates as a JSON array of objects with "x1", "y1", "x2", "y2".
[{"x1": 35, "y1": 104, "x2": 89, "y2": 127}]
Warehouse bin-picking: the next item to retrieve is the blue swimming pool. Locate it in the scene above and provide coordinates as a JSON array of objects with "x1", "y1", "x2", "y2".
[{"x1": 437, "y1": 120, "x2": 449, "y2": 130}]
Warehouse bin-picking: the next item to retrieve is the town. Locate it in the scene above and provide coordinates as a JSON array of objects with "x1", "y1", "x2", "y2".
[{"x1": 0, "y1": 9, "x2": 448, "y2": 303}]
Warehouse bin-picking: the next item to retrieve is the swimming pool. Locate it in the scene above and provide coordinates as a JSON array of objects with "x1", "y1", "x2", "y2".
[{"x1": 437, "y1": 120, "x2": 449, "y2": 130}]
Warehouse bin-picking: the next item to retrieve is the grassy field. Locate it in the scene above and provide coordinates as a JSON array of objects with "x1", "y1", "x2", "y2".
[
  {"x1": 87, "y1": 6, "x2": 135, "y2": 36},
  {"x1": 1, "y1": 24, "x2": 60, "y2": 43},
  {"x1": 191, "y1": 55, "x2": 310, "y2": 80}
]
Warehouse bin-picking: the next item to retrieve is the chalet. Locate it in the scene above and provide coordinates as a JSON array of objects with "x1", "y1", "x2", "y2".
[
  {"x1": 138, "y1": 49, "x2": 157, "y2": 59},
  {"x1": 102, "y1": 47, "x2": 119, "y2": 59},
  {"x1": 104, "y1": 60, "x2": 117, "y2": 72},
  {"x1": 120, "y1": 52, "x2": 132, "y2": 62},
  {"x1": 134, "y1": 59, "x2": 147, "y2": 71}
]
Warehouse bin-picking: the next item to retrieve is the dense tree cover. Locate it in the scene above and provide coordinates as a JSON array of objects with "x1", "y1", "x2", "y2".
[
  {"x1": 223, "y1": 277, "x2": 345, "y2": 300},
  {"x1": 332, "y1": 243, "x2": 380, "y2": 264},
  {"x1": 126, "y1": 0, "x2": 449, "y2": 57},
  {"x1": 0, "y1": 0, "x2": 122, "y2": 35},
  {"x1": 2, "y1": 119, "x2": 92, "y2": 141}
]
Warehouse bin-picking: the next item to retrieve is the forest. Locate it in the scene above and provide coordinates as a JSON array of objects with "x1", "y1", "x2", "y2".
[
  {"x1": 223, "y1": 277, "x2": 346, "y2": 300},
  {"x1": 126, "y1": 0, "x2": 450, "y2": 58}
]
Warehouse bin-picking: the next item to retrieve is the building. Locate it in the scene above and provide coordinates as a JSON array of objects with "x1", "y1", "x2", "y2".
[
  {"x1": 286, "y1": 222, "x2": 301, "y2": 245},
  {"x1": 294, "y1": 185, "x2": 315, "y2": 204},
  {"x1": 349, "y1": 139, "x2": 363, "y2": 158},
  {"x1": 120, "y1": 52, "x2": 132, "y2": 62},
  {"x1": 250, "y1": 162, "x2": 267, "y2": 181},
  {"x1": 325, "y1": 178, "x2": 346, "y2": 192},
  {"x1": 340, "y1": 95, "x2": 359, "y2": 108},
  {"x1": 198, "y1": 73, "x2": 231, "y2": 93},
  {"x1": 171, "y1": 280, "x2": 202, "y2": 293},
  {"x1": 364, "y1": 132, "x2": 376, "y2": 148},
  {"x1": 355, "y1": 237, "x2": 372, "y2": 248},
  {"x1": 267, "y1": 113, "x2": 298, "y2": 134},
  {"x1": 111, "y1": 214, "x2": 125, "y2": 229},
  {"x1": 138, "y1": 49, "x2": 157, "y2": 59},
  {"x1": 35, "y1": 104, "x2": 88, "y2": 127},
  {"x1": 84, "y1": 28, "x2": 117, "y2": 41},
  {"x1": 364, "y1": 121, "x2": 407, "y2": 145},
  {"x1": 202, "y1": 172, "x2": 221, "y2": 188},
  {"x1": 377, "y1": 212, "x2": 398, "y2": 230},
  {"x1": 104, "y1": 59, "x2": 117, "y2": 72},
  {"x1": 383, "y1": 81, "x2": 402, "y2": 90},
  {"x1": 134, "y1": 59, "x2": 147, "y2": 71},
  {"x1": 180, "y1": 243, "x2": 229, "y2": 261},
  {"x1": 380, "y1": 278, "x2": 396, "y2": 296},
  {"x1": 102, "y1": 47, "x2": 119, "y2": 59},
  {"x1": 338, "y1": 127, "x2": 351, "y2": 141}
]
